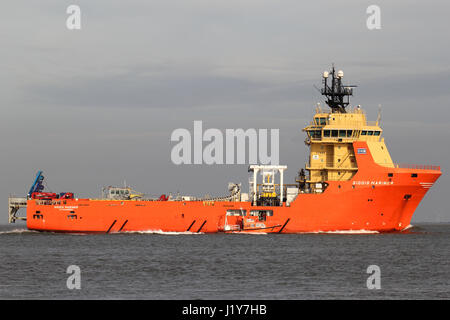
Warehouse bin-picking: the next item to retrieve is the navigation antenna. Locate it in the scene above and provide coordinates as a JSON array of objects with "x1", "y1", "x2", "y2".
[
  {"x1": 321, "y1": 65, "x2": 357, "y2": 113},
  {"x1": 376, "y1": 104, "x2": 382, "y2": 125}
]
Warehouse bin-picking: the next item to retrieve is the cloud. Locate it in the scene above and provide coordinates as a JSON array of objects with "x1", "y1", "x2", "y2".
[{"x1": 22, "y1": 67, "x2": 317, "y2": 110}]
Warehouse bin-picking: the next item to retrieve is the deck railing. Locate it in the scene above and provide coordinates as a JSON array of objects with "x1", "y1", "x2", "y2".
[
  {"x1": 394, "y1": 163, "x2": 441, "y2": 171},
  {"x1": 308, "y1": 120, "x2": 379, "y2": 127}
]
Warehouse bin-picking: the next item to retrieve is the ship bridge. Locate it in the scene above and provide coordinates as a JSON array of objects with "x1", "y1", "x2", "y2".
[{"x1": 302, "y1": 67, "x2": 395, "y2": 193}]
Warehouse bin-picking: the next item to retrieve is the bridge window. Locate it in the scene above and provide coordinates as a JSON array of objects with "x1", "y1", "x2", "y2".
[
  {"x1": 324, "y1": 130, "x2": 330, "y2": 137},
  {"x1": 310, "y1": 130, "x2": 322, "y2": 139},
  {"x1": 339, "y1": 130, "x2": 346, "y2": 137},
  {"x1": 367, "y1": 131, "x2": 374, "y2": 136},
  {"x1": 315, "y1": 117, "x2": 327, "y2": 125},
  {"x1": 374, "y1": 131, "x2": 381, "y2": 136},
  {"x1": 361, "y1": 131, "x2": 367, "y2": 135},
  {"x1": 331, "y1": 130, "x2": 338, "y2": 137},
  {"x1": 346, "y1": 130, "x2": 353, "y2": 137}
]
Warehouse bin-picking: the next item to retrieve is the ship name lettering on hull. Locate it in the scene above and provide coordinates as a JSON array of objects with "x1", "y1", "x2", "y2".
[{"x1": 352, "y1": 181, "x2": 394, "y2": 185}]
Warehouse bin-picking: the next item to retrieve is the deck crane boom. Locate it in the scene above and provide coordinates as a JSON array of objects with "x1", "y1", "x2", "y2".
[{"x1": 27, "y1": 171, "x2": 45, "y2": 199}]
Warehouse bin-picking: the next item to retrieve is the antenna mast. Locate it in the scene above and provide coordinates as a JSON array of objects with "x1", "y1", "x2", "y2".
[{"x1": 320, "y1": 65, "x2": 357, "y2": 113}]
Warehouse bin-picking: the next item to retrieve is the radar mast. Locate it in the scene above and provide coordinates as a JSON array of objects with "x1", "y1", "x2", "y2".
[{"x1": 320, "y1": 65, "x2": 357, "y2": 113}]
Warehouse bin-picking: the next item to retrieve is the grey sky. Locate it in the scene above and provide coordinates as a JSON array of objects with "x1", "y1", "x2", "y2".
[{"x1": 1, "y1": 0, "x2": 449, "y2": 223}]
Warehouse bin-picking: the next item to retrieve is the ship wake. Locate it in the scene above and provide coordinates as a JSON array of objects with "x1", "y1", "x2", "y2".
[
  {"x1": 122, "y1": 230, "x2": 204, "y2": 235},
  {"x1": 305, "y1": 229, "x2": 380, "y2": 234},
  {"x1": 0, "y1": 228, "x2": 39, "y2": 235}
]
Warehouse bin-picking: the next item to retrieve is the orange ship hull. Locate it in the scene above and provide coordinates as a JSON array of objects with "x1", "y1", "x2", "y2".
[{"x1": 26, "y1": 142, "x2": 441, "y2": 233}]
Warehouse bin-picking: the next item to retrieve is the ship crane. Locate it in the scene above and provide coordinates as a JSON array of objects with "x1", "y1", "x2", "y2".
[{"x1": 27, "y1": 171, "x2": 45, "y2": 199}]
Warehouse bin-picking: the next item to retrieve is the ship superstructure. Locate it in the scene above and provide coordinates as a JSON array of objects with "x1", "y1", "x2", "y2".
[
  {"x1": 304, "y1": 67, "x2": 393, "y2": 192},
  {"x1": 8, "y1": 67, "x2": 442, "y2": 233}
]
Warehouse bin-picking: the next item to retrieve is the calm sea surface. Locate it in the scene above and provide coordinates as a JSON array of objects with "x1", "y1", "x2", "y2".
[{"x1": 0, "y1": 223, "x2": 448, "y2": 300}]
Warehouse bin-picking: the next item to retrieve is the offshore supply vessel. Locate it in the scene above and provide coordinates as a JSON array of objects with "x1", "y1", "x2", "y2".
[{"x1": 8, "y1": 67, "x2": 441, "y2": 233}]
